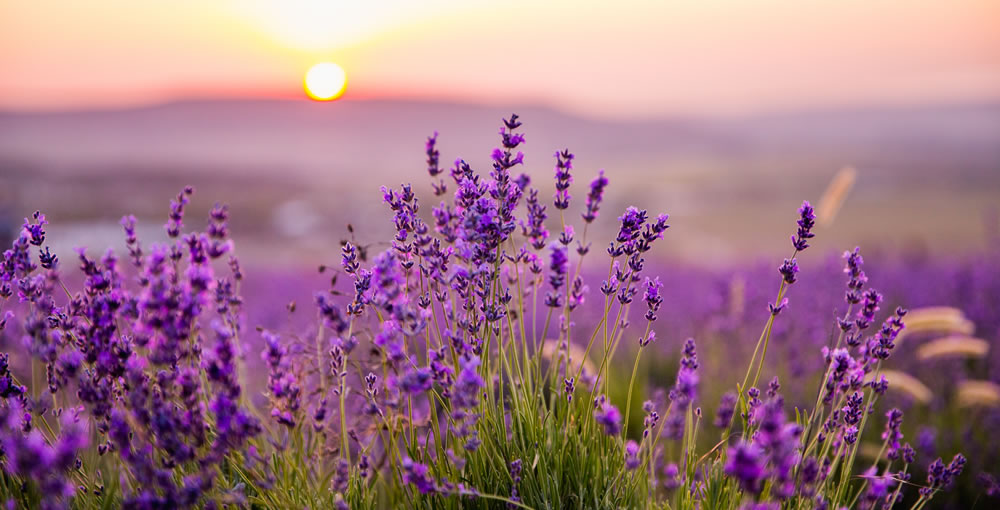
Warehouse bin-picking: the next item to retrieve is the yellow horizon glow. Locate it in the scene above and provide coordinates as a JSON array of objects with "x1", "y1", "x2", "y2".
[
  {"x1": 231, "y1": 0, "x2": 458, "y2": 52},
  {"x1": 304, "y1": 62, "x2": 347, "y2": 101},
  {"x1": 1, "y1": 0, "x2": 998, "y2": 117}
]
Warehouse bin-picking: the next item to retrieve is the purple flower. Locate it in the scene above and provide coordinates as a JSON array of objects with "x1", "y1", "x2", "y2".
[
  {"x1": 670, "y1": 339, "x2": 698, "y2": 405},
  {"x1": 856, "y1": 288, "x2": 882, "y2": 331},
  {"x1": 341, "y1": 242, "x2": 360, "y2": 274},
  {"x1": 902, "y1": 443, "x2": 916, "y2": 464},
  {"x1": 883, "y1": 408, "x2": 904, "y2": 460},
  {"x1": 871, "y1": 307, "x2": 906, "y2": 360},
  {"x1": 643, "y1": 277, "x2": 663, "y2": 321},
  {"x1": 513, "y1": 172, "x2": 531, "y2": 191},
  {"x1": 503, "y1": 113, "x2": 522, "y2": 130},
  {"x1": 582, "y1": 170, "x2": 609, "y2": 223},
  {"x1": 638, "y1": 214, "x2": 670, "y2": 254},
  {"x1": 165, "y1": 186, "x2": 194, "y2": 238},
  {"x1": 768, "y1": 297, "x2": 788, "y2": 316},
  {"x1": 639, "y1": 330, "x2": 656, "y2": 348},
  {"x1": 509, "y1": 458, "x2": 523, "y2": 504},
  {"x1": 725, "y1": 441, "x2": 766, "y2": 494},
  {"x1": 5, "y1": 111, "x2": 982, "y2": 510},
  {"x1": 662, "y1": 462, "x2": 680, "y2": 491},
  {"x1": 118, "y1": 214, "x2": 143, "y2": 267},
  {"x1": 553, "y1": 149, "x2": 573, "y2": 210},
  {"x1": 371, "y1": 249, "x2": 405, "y2": 308},
  {"x1": 844, "y1": 425, "x2": 859, "y2": 445},
  {"x1": 426, "y1": 131, "x2": 442, "y2": 177},
  {"x1": 843, "y1": 247, "x2": 867, "y2": 304},
  {"x1": 557, "y1": 224, "x2": 574, "y2": 246},
  {"x1": 791, "y1": 200, "x2": 816, "y2": 251},
  {"x1": 0, "y1": 354, "x2": 26, "y2": 399},
  {"x1": 715, "y1": 392, "x2": 737, "y2": 429},
  {"x1": 491, "y1": 145, "x2": 524, "y2": 171},
  {"x1": 374, "y1": 320, "x2": 407, "y2": 363},
  {"x1": 203, "y1": 323, "x2": 239, "y2": 397},
  {"x1": 54, "y1": 412, "x2": 89, "y2": 465},
  {"x1": 22, "y1": 211, "x2": 48, "y2": 246},
  {"x1": 521, "y1": 188, "x2": 549, "y2": 250},
  {"x1": 0, "y1": 403, "x2": 89, "y2": 509},
  {"x1": 399, "y1": 366, "x2": 434, "y2": 395},
  {"x1": 316, "y1": 292, "x2": 349, "y2": 335},
  {"x1": 977, "y1": 472, "x2": 1000, "y2": 498},
  {"x1": 205, "y1": 203, "x2": 232, "y2": 258},
  {"x1": 593, "y1": 397, "x2": 622, "y2": 436},
  {"x1": 752, "y1": 399, "x2": 802, "y2": 499},
  {"x1": 568, "y1": 276, "x2": 587, "y2": 311},
  {"x1": 767, "y1": 376, "x2": 781, "y2": 398},
  {"x1": 739, "y1": 504, "x2": 780, "y2": 510},
  {"x1": 545, "y1": 244, "x2": 569, "y2": 307},
  {"x1": 331, "y1": 458, "x2": 350, "y2": 493},
  {"x1": 642, "y1": 401, "x2": 660, "y2": 438},
  {"x1": 624, "y1": 440, "x2": 641, "y2": 470},
  {"x1": 662, "y1": 406, "x2": 685, "y2": 441},
  {"x1": 453, "y1": 356, "x2": 485, "y2": 409},
  {"x1": 260, "y1": 330, "x2": 285, "y2": 370},
  {"x1": 402, "y1": 457, "x2": 437, "y2": 494},
  {"x1": 38, "y1": 246, "x2": 57, "y2": 270},
  {"x1": 778, "y1": 258, "x2": 799, "y2": 284},
  {"x1": 261, "y1": 331, "x2": 300, "y2": 427},
  {"x1": 917, "y1": 426, "x2": 937, "y2": 458},
  {"x1": 842, "y1": 391, "x2": 863, "y2": 426},
  {"x1": 616, "y1": 207, "x2": 648, "y2": 246},
  {"x1": 921, "y1": 454, "x2": 966, "y2": 496},
  {"x1": 865, "y1": 471, "x2": 898, "y2": 508}
]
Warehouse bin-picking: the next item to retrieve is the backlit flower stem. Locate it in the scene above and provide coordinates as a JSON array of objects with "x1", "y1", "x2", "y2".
[{"x1": 623, "y1": 320, "x2": 653, "y2": 439}]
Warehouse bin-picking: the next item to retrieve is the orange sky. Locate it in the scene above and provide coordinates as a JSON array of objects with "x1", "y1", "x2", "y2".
[{"x1": 1, "y1": 0, "x2": 998, "y2": 118}]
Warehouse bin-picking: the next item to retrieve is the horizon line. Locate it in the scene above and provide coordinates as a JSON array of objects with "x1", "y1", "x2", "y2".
[{"x1": 2, "y1": 92, "x2": 999, "y2": 123}]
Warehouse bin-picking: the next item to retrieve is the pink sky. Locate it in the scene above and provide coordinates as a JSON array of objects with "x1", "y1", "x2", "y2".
[{"x1": 2, "y1": 0, "x2": 998, "y2": 118}]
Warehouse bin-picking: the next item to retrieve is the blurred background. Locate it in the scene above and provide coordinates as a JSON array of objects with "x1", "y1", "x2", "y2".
[{"x1": 1, "y1": 0, "x2": 998, "y2": 269}]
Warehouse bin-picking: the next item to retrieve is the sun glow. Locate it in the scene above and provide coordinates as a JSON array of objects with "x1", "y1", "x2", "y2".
[{"x1": 304, "y1": 62, "x2": 347, "y2": 101}]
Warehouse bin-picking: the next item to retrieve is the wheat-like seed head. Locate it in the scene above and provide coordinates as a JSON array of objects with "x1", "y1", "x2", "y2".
[
  {"x1": 956, "y1": 380, "x2": 1000, "y2": 408},
  {"x1": 895, "y1": 307, "x2": 974, "y2": 343},
  {"x1": 817, "y1": 166, "x2": 857, "y2": 227},
  {"x1": 728, "y1": 274, "x2": 746, "y2": 320},
  {"x1": 916, "y1": 336, "x2": 989, "y2": 361},
  {"x1": 540, "y1": 340, "x2": 597, "y2": 377},
  {"x1": 905, "y1": 306, "x2": 965, "y2": 320},
  {"x1": 867, "y1": 369, "x2": 933, "y2": 404}
]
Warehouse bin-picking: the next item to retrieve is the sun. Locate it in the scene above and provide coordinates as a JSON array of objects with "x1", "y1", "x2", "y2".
[{"x1": 304, "y1": 62, "x2": 347, "y2": 101}]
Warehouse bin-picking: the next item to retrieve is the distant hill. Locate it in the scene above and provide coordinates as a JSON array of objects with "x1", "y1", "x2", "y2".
[
  {"x1": 2, "y1": 99, "x2": 998, "y2": 264},
  {"x1": 2, "y1": 98, "x2": 998, "y2": 181}
]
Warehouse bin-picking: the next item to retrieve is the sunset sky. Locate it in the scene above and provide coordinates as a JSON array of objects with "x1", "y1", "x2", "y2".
[{"x1": 2, "y1": 0, "x2": 998, "y2": 118}]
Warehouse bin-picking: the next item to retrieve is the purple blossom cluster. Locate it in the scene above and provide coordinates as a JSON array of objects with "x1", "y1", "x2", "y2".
[
  {"x1": 0, "y1": 113, "x2": 983, "y2": 509},
  {"x1": 594, "y1": 395, "x2": 623, "y2": 436},
  {"x1": 1, "y1": 189, "x2": 259, "y2": 508},
  {"x1": 1, "y1": 403, "x2": 88, "y2": 509}
]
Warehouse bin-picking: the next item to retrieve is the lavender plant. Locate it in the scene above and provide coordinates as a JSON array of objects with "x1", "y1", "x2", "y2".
[{"x1": 0, "y1": 115, "x2": 968, "y2": 509}]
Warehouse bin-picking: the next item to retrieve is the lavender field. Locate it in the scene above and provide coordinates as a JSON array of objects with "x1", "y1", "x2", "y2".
[
  {"x1": 5, "y1": 3, "x2": 1000, "y2": 507},
  {"x1": 1, "y1": 113, "x2": 998, "y2": 509}
]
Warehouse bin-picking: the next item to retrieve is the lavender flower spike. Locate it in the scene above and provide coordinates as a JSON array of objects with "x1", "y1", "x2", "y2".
[
  {"x1": 426, "y1": 131, "x2": 441, "y2": 176},
  {"x1": 624, "y1": 440, "x2": 641, "y2": 470},
  {"x1": 582, "y1": 170, "x2": 608, "y2": 223},
  {"x1": 791, "y1": 200, "x2": 816, "y2": 251},
  {"x1": 725, "y1": 441, "x2": 766, "y2": 494},
  {"x1": 553, "y1": 149, "x2": 573, "y2": 210},
  {"x1": 593, "y1": 397, "x2": 622, "y2": 436}
]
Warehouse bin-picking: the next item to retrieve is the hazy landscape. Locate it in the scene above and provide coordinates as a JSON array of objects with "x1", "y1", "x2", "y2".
[
  {"x1": 3, "y1": 2, "x2": 999, "y2": 508},
  {"x1": 3, "y1": 99, "x2": 998, "y2": 268}
]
